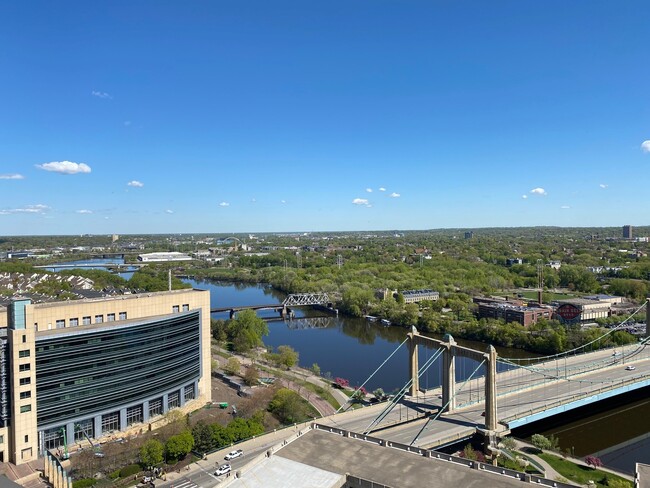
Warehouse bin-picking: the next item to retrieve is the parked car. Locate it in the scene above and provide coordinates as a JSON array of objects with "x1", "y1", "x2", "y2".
[
  {"x1": 625, "y1": 365, "x2": 636, "y2": 371},
  {"x1": 215, "y1": 464, "x2": 232, "y2": 476},
  {"x1": 225, "y1": 449, "x2": 243, "y2": 460}
]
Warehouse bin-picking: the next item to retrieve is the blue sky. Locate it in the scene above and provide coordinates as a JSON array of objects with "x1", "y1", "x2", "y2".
[{"x1": 1, "y1": 1, "x2": 649, "y2": 235}]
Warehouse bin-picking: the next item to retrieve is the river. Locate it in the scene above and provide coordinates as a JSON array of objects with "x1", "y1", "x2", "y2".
[
  {"x1": 191, "y1": 278, "x2": 650, "y2": 474},
  {"x1": 38, "y1": 261, "x2": 650, "y2": 473}
]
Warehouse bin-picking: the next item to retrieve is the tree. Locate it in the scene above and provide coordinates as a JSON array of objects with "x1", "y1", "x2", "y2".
[
  {"x1": 139, "y1": 439, "x2": 164, "y2": 468},
  {"x1": 268, "y1": 388, "x2": 311, "y2": 424},
  {"x1": 243, "y1": 366, "x2": 259, "y2": 386},
  {"x1": 372, "y1": 388, "x2": 386, "y2": 401},
  {"x1": 191, "y1": 421, "x2": 214, "y2": 453},
  {"x1": 277, "y1": 345, "x2": 299, "y2": 369},
  {"x1": 165, "y1": 431, "x2": 194, "y2": 461},
  {"x1": 210, "y1": 423, "x2": 234, "y2": 448},
  {"x1": 585, "y1": 456, "x2": 603, "y2": 469},
  {"x1": 333, "y1": 377, "x2": 349, "y2": 389},
  {"x1": 530, "y1": 434, "x2": 559, "y2": 452},
  {"x1": 310, "y1": 363, "x2": 321, "y2": 376},
  {"x1": 228, "y1": 310, "x2": 269, "y2": 353},
  {"x1": 224, "y1": 357, "x2": 241, "y2": 375}
]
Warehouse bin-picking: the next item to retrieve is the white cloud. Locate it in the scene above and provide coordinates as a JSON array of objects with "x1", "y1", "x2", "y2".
[
  {"x1": 127, "y1": 180, "x2": 144, "y2": 188},
  {"x1": 379, "y1": 187, "x2": 386, "y2": 192},
  {"x1": 530, "y1": 187, "x2": 547, "y2": 196},
  {"x1": 219, "y1": 202, "x2": 230, "y2": 207},
  {"x1": 165, "y1": 209, "x2": 174, "y2": 214},
  {"x1": 352, "y1": 198, "x2": 369, "y2": 205},
  {"x1": 366, "y1": 188, "x2": 373, "y2": 193},
  {"x1": 522, "y1": 195, "x2": 528, "y2": 199},
  {"x1": 599, "y1": 183, "x2": 608, "y2": 189},
  {"x1": 561, "y1": 205, "x2": 571, "y2": 209},
  {"x1": 280, "y1": 200, "x2": 286, "y2": 204},
  {"x1": 389, "y1": 192, "x2": 400, "y2": 198},
  {"x1": 0, "y1": 204, "x2": 50, "y2": 215},
  {"x1": 76, "y1": 209, "x2": 92, "y2": 214},
  {"x1": 251, "y1": 198, "x2": 256, "y2": 203},
  {"x1": 92, "y1": 90, "x2": 112, "y2": 99},
  {"x1": 124, "y1": 121, "x2": 131, "y2": 127},
  {"x1": 36, "y1": 161, "x2": 91, "y2": 174},
  {"x1": 0, "y1": 174, "x2": 24, "y2": 180},
  {"x1": 641, "y1": 140, "x2": 650, "y2": 153}
]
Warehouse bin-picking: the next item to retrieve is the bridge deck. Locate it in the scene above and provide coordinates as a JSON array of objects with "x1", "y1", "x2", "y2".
[{"x1": 320, "y1": 342, "x2": 650, "y2": 449}]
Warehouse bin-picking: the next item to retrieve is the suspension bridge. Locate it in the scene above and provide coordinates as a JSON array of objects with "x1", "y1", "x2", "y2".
[{"x1": 319, "y1": 299, "x2": 650, "y2": 453}]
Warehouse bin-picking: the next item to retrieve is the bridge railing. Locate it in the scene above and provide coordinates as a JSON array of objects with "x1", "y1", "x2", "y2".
[{"x1": 501, "y1": 374, "x2": 650, "y2": 425}]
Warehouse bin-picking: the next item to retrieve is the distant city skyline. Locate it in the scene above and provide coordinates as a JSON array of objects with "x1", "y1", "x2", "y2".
[{"x1": 1, "y1": 1, "x2": 650, "y2": 236}]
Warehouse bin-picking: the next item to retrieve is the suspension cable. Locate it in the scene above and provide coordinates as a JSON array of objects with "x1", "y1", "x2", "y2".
[{"x1": 337, "y1": 336, "x2": 409, "y2": 413}]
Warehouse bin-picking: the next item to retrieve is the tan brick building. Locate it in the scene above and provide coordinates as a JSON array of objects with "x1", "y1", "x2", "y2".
[{"x1": 0, "y1": 289, "x2": 211, "y2": 465}]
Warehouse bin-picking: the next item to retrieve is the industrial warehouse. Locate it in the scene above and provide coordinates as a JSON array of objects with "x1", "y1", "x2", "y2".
[{"x1": 0, "y1": 289, "x2": 211, "y2": 465}]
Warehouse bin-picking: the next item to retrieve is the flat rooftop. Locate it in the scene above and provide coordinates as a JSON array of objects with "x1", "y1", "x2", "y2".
[{"x1": 264, "y1": 429, "x2": 526, "y2": 488}]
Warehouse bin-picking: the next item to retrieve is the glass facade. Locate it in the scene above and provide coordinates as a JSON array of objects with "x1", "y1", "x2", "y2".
[{"x1": 35, "y1": 311, "x2": 201, "y2": 429}]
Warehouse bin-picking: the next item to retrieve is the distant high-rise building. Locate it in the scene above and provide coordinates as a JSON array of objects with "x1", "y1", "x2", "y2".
[
  {"x1": 623, "y1": 225, "x2": 633, "y2": 239},
  {"x1": 464, "y1": 231, "x2": 474, "y2": 239},
  {"x1": 112, "y1": 234, "x2": 119, "y2": 242}
]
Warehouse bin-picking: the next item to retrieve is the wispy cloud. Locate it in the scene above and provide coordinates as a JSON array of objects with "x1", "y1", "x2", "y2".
[
  {"x1": 560, "y1": 205, "x2": 571, "y2": 209},
  {"x1": 522, "y1": 195, "x2": 528, "y2": 199},
  {"x1": 389, "y1": 192, "x2": 400, "y2": 198},
  {"x1": 36, "y1": 161, "x2": 91, "y2": 174},
  {"x1": 92, "y1": 90, "x2": 112, "y2": 99},
  {"x1": 379, "y1": 187, "x2": 386, "y2": 192},
  {"x1": 641, "y1": 140, "x2": 650, "y2": 153},
  {"x1": 280, "y1": 200, "x2": 286, "y2": 204},
  {"x1": 366, "y1": 188, "x2": 373, "y2": 193},
  {"x1": 76, "y1": 209, "x2": 92, "y2": 214},
  {"x1": 352, "y1": 198, "x2": 370, "y2": 206},
  {"x1": 219, "y1": 202, "x2": 230, "y2": 207},
  {"x1": 124, "y1": 121, "x2": 131, "y2": 127},
  {"x1": 251, "y1": 198, "x2": 257, "y2": 203},
  {"x1": 599, "y1": 183, "x2": 608, "y2": 189},
  {"x1": 0, "y1": 204, "x2": 50, "y2": 215},
  {"x1": 0, "y1": 173, "x2": 24, "y2": 180},
  {"x1": 127, "y1": 180, "x2": 144, "y2": 188},
  {"x1": 530, "y1": 187, "x2": 547, "y2": 196},
  {"x1": 165, "y1": 209, "x2": 174, "y2": 214}
]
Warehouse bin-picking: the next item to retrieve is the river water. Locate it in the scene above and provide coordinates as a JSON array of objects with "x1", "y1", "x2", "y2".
[
  {"x1": 190, "y1": 278, "x2": 650, "y2": 474},
  {"x1": 39, "y1": 261, "x2": 650, "y2": 473}
]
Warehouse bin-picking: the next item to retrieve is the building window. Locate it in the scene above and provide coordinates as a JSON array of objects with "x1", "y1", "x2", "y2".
[
  {"x1": 19, "y1": 364, "x2": 30, "y2": 372},
  {"x1": 20, "y1": 391, "x2": 31, "y2": 400},
  {"x1": 24, "y1": 435, "x2": 28, "y2": 443},
  {"x1": 74, "y1": 419, "x2": 94, "y2": 442},
  {"x1": 126, "y1": 405, "x2": 143, "y2": 426},
  {"x1": 168, "y1": 391, "x2": 180, "y2": 409},
  {"x1": 0, "y1": 435, "x2": 4, "y2": 443},
  {"x1": 70, "y1": 318, "x2": 79, "y2": 327},
  {"x1": 43, "y1": 428, "x2": 63, "y2": 450},
  {"x1": 107, "y1": 313, "x2": 115, "y2": 322},
  {"x1": 95, "y1": 315, "x2": 103, "y2": 324},
  {"x1": 55, "y1": 319, "x2": 65, "y2": 329},
  {"x1": 20, "y1": 405, "x2": 31, "y2": 413},
  {"x1": 119, "y1": 312, "x2": 127, "y2": 320},
  {"x1": 82, "y1": 316, "x2": 91, "y2": 325},
  {"x1": 172, "y1": 305, "x2": 180, "y2": 313},
  {"x1": 184, "y1": 384, "x2": 195, "y2": 402},
  {"x1": 19, "y1": 377, "x2": 31, "y2": 386},
  {"x1": 101, "y1": 411, "x2": 120, "y2": 433},
  {"x1": 22, "y1": 335, "x2": 26, "y2": 343},
  {"x1": 182, "y1": 304, "x2": 189, "y2": 312},
  {"x1": 18, "y1": 350, "x2": 30, "y2": 358},
  {"x1": 149, "y1": 398, "x2": 163, "y2": 418}
]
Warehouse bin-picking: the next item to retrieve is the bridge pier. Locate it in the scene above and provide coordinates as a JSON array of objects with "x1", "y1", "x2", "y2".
[
  {"x1": 646, "y1": 298, "x2": 650, "y2": 339},
  {"x1": 408, "y1": 327, "x2": 419, "y2": 396},
  {"x1": 442, "y1": 334, "x2": 456, "y2": 413}
]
